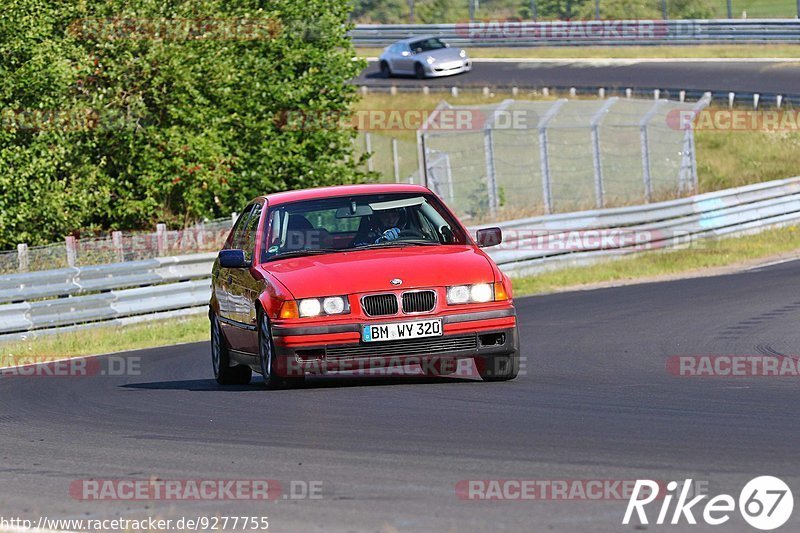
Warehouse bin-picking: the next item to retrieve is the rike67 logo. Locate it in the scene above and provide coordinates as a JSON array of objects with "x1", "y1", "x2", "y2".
[{"x1": 623, "y1": 476, "x2": 794, "y2": 530}]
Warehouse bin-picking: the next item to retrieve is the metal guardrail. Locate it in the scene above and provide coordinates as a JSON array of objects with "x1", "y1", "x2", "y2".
[
  {"x1": 350, "y1": 20, "x2": 800, "y2": 47},
  {"x1": 1, "y1": 177, "x2": 800, "y2": 341}
]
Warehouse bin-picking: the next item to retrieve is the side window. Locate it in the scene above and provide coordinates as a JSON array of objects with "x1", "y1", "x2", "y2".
[
  {"x1": 241, "y1": 202, "x2": 263, "y2": 262},
  {"x1": 227, "y1": 204, "x2": 254, "y2": 250}
]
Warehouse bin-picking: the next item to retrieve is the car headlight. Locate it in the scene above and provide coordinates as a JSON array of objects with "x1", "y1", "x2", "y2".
[
  {"x1": 459, "y1": 49, "x2": 467, "y2": 58},
  {"x1": 296, "y1": 296, "x2": 350, "y2": 318},
  {"x1": 447, "y1": 282, "x2": 507, "y2": 305},
  {"x1": 470, "y1": 283, "x2": 493, "y2": 303},
  {"x1": 425, "y1": 55, "x2": 436, "y2": 65}
]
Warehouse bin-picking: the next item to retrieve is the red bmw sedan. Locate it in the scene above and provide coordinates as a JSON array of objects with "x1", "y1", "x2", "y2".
[{"x1": 209, "y1": 183, "x2": 519, "y2": 388}]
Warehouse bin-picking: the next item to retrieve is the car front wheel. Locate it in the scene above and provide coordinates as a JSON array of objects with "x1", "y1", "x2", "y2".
[
  {"x1": 414, "y1": 62, "x2": 427, "y2": 79},
  {"x1": 380, "y1": 60, "x2": 392, "y2": 78},
  {"x1": 259, "y1": 310, "x2": 304, "y2": 390},
  {"x1": 211, "y1": 311, "x2": 252, "y2": 385}
]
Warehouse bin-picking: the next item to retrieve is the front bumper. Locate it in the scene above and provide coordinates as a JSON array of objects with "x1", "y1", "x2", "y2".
[
  {"x1": 423, "y1": 59, "x2": 472, "y2": 77},
  {"x1": 271, "y1": 308, "x2": 516, "y2": 376}
]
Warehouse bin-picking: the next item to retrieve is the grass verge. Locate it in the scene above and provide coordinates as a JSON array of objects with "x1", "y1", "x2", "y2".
[
  {"x1": 511, "y1": 226, "x2": 800, "y2": 296},
  {"x1": 0, "y1": 314, "x2": 208, "y2": 366},
  {"x1": 358, "y1": 44, "x2": 800, "y2": 60}
]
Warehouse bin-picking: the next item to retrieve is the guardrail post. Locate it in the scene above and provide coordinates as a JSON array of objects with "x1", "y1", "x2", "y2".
[
  {"x1": 639, "y1": 100, "x2": 667, "y2": 203},
  {"x1": 392, "y1": 138, "x2": 401, "y2": 183},
  {"x1": 112, "y1": 231, "x2": 124, "y2": 263},
  {"x1": 589, "y1": 97, "x2": 618, "y2": 209},
  {"x1": 537, "y1": 99, "x2": 566, "y2": 215},
  {"x1": 484, "y1": 128, "x2": 498, "y2": 218},
  {"x1": 66, "y1": 236, "x2": 77, "y2": 267},
  {"x1": 156, "y1": 223, "x2": 167, "y2": 256},
  {"x1": 17, "y1": 243, "x2": 28, "y2": 272}
]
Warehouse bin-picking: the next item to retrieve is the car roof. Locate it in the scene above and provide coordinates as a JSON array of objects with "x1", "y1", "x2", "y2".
[
  {"x1": 258, "y1": 183, "x2": 433, "y2": 206},
  {"x1": 393, "y1": 35, "x2": 441, "y2": 44}
]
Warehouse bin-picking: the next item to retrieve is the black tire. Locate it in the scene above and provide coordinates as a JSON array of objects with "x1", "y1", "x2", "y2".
[
  {"x1": 414, "y1": 62, "x2": 426, "y2": 79},
  {"x1": 379, "y1": 61, "x2": 392, "y2": 78},
  {"x1": 211, "y1": 312, "x2": 252, "y2": 385},
  {"x1": 258, "y1": 310, "x2": 304, "y2": 390}
]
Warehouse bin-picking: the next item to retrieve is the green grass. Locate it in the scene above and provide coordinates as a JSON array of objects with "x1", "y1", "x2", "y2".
[
  {"x1": 512, "y1": 226, "x2": 800, "y2": 296},
  {"x1": 0, "y1": 314, "x2": 208, "y2": 366},
  {"x1": 358, "y1": 44, "x2": 800, "y2": 59}
]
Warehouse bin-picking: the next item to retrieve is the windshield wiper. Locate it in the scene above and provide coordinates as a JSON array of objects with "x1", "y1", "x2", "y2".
[
  {"x1": 356, "y1": 240, "x2": 440, "y2": 250},
  {"x1": 267, "y1": 248, "x2": 343, "y2": 261}
]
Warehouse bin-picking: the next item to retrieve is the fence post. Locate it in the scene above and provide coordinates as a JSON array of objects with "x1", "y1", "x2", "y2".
[
  {"x1": 589, "y1": 97, "x2": 618, "y2": 209},
  {"x1": 156, "y1": 223, "x2": 167, "y2": 256},
  {"x1": 727, "y1": 0, "x2": 733, "y2": 18},
  {"x1": 639, "y1": 100, "x2": 667, "y2": 203},
  {"x1": 392, "y1": 137, "x2": 400, "y2": 183},
  {"x1": 537, "y1": 99, "x2": 566, "y2": 215},
  {"x1": 482, "y1": 100, "x2": 513, "y2": 219},
  {"x1": 112, "y1": 231, "x2": 124, "y2": 263},
  {"x1": 65, "y1": 236, "x2": 77, "y2": 267},
  {"x1": 661, "y1": 0, "x2": 668, "y2": 19},
  {"x1": 483, "y1": 128, "x2": 498, "y2": 218},
  {"x1": 365, "y1": 132, "x2": 374, "y2": 172},
  {"x1": 530, "y1": 0, "x2": 537, "y2": 20},
  {"x1": 197, "y1": 222, "x2": 206, "y2": 250},
  {"x1": 416, "y1": 130, "x2": 428, "y2": 188},
  {"x1": 17, "y1": 243, "x2": 28, "y2": 272},
  {"x1": 231, "y1": 212, "x2": 238, "y2": 226}
]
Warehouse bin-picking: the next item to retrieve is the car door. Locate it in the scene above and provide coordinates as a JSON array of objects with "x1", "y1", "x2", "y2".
[
  {"x1": 217, "y1": 205, "x2": 254, "y2": 323},
  {"x1": 218, "y1": 204, "x2": 255, "y2": 349},
  {"x1": 394, "y1": 43, "x2": 415, "y2": 73},
  {"x1": 227, "y1": 200, "x2": 265, "y2": 354}
]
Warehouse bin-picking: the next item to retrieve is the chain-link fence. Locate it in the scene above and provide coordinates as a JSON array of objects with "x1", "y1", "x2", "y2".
[
  {"x1": 0, "y1": 218, "x2": 233, "y2": 274},
  {"x1": 361, "y1": 95, "x2": 709, "y2": 224}
]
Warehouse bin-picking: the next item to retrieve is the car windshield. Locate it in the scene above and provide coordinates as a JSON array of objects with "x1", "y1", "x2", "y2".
[
  {"x1": 262, "y1": 192, "x2": 468, "y2": 261},
  {"x1": 412, "y1": 38, "x2": 446, "y2": 53}
]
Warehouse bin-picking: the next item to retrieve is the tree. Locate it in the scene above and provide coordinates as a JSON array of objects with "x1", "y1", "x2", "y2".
[{"x1": 0, "y1": 0, "x2": 368, "y2": 248}]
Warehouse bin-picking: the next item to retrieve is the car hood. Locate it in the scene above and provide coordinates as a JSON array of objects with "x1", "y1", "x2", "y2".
[
  {"x1": 425, "y1": 48, "x2": 465, "y2": 62},
  {"x1": 262, "y1": 245, "x2": 494, "y2": 299}
]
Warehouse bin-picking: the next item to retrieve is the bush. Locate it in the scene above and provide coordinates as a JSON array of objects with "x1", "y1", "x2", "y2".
[{"x1": 0, "y1": 0, "x2": 369, "y2": 248}]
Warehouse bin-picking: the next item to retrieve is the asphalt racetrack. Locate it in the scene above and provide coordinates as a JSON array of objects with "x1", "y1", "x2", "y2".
[
  {"x1": 2, "y1": 258, "x2": 800, "y2": 531},
  {"x1": 358, "y1": 59, "x2": 800, "y2": 96}
]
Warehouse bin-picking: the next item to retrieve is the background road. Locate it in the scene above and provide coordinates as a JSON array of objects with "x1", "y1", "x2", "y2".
[
  {"x1": 358, "y1": 59, "x2": 800, "y2": 96},
  {"x1": 2, "y1": 259, "x2": 800, "y2": 532}
]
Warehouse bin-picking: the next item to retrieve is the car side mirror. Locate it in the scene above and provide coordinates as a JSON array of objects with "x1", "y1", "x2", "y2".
[
  {"x1": 219, "y1": 249, "x2": 250, "y2": 268},
  {"x1": 476, "y1": 227, "x2": 502, "y2": 248}
]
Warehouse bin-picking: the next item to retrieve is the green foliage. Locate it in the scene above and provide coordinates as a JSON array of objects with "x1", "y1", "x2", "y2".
[{"x1": 0, "y1": 0, "x2": 369, "y2": 248}]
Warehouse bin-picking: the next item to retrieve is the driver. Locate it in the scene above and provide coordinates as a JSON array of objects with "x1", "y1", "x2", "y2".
[{"x1": 354, "y1": 208, "x2": 406, "y2": 246}]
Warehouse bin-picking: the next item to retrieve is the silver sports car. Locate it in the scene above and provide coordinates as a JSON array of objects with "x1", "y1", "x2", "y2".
[{"x1": 378, "y1": 36, "x2": 472, "y2": 79}]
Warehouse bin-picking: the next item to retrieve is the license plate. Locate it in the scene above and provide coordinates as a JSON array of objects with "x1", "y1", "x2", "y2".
[{"x1": 362, "y1": 319, "x2": 442, "y2": 343}]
